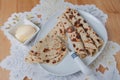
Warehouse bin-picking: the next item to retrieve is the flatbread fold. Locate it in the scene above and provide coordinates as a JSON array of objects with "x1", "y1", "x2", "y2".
[
  {"x1": 25, "y1": 22, "x2": 67, "y2": 64},
  {"x1": 59, "y1": 14, "x2": 87, "y2": 58},
  {"x1": 64, "y1": 8, "x2": 98, "y2": 56},
  {"x1": 70, "y1": 8, "x2": 104, "y2": 48}
]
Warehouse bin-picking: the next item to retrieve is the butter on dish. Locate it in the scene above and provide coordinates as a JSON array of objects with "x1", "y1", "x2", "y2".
[
  {"x1": 15, "y1": 25, "x2": 36, "y2": 42},
  {"x1": 9, "y1": 19, "x2": 40, "y2": 44}
]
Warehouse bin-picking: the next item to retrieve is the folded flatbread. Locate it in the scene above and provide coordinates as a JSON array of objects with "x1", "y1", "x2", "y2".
[
  {"x1": 59, "y1": 14, "x2": 87, "y2": 58},
  {"x1": 70, "y1": 8, "x2": 104, "y2": 48},
  {"x1": 25, "y1": 22, "x2": 67, "y2": 64},
  {"x1": 64, "y1": 8, "x2": 98, "y2": 56},
  {"x1": 26, "y1": 8, "x2": 104, "y2": 65}
]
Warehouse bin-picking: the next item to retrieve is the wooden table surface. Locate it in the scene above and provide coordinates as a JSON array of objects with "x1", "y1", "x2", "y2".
[{"x1": 0, "y1": 0, "x2": 120, "y2": 80}]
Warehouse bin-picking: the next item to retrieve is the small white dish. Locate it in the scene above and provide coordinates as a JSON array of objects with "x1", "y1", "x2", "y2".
[
  {"x1": 35, "y1": 9, "x2": 108, "y2": 76},
  {"x1": 9, "y1": 19, "x2": 40, "y2": 44}
]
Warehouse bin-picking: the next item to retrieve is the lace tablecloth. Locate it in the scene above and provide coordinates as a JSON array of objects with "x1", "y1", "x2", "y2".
[{"x1": 0, "y1": 0, "x2": 120, "y2": 80}]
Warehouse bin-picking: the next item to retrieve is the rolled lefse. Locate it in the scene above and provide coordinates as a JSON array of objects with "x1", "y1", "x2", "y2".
[
  {"x1": 64, "y1": 8, "x2": 98, "y2": 56},
  {"x1": 58, "y1": 14, "x2": 87, "y2": 58},
  {"x1": 70, "y1": 8, "x2": 104, "y2": 48}
]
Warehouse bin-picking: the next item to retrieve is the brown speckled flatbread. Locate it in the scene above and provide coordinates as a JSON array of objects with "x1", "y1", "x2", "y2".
[
  {"x1": 64, "y1": 8, "x2": 98, "y2": 56},
  {"x1": 26, "y1": 8, "x2": 104, "y2": 65},
  {"x1": 25, "y1": 22, "x2": 67, "y2": 64},
  {"x1": 70, "y1": 8, "x2": 104, "y2": 49},
  {"x1": 59, "y1": 14, "x2": 87, "y2": 58},
  {"x1": 43, "y1": 46, "x2": 67, "y2": 64}
]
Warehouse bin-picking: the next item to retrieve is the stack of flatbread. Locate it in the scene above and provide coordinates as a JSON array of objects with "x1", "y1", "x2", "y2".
[
  {"x1": 62, "y1": 8, "x2": 104, "y2": 57},
  {"x1": 25, "y1": 8, "x2": 104, "y2": 64}
]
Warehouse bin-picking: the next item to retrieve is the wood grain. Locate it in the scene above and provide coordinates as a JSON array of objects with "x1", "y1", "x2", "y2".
[
  {"x1": 0, "y1": 0, "x2": 39, "y2": 80},
  {"x1": 0, "y1": 0, "x2": 120, "y2": 80}
]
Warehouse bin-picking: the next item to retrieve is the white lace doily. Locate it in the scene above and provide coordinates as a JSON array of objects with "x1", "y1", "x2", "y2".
[{"x1": 0, "y1": 0, "x2": 120, "y2": 80}]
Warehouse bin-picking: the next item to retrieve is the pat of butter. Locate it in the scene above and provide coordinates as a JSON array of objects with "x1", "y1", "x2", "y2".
[{"x1": 15, "y1": 25, "x2": 36, "y2": 42}]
